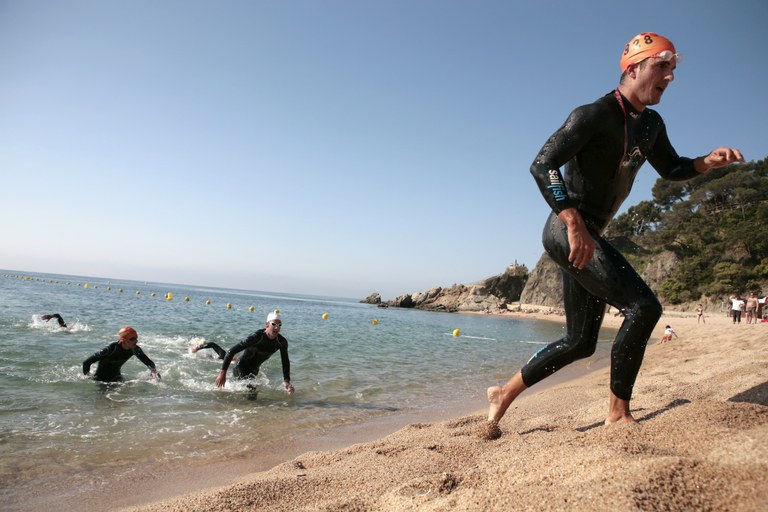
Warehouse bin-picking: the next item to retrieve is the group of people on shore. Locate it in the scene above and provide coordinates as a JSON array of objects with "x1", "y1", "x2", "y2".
[
  {"x1": 44, "y1": 310, "x2": 294, "y2": 394},
  {"x1": 728, "y1": 294, "x2": 763, "y2": 324}
]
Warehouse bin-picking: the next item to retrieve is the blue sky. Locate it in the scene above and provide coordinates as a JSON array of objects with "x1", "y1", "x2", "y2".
[{"x1": 1, "y1": 1, "x2": 765, "y2": 299}]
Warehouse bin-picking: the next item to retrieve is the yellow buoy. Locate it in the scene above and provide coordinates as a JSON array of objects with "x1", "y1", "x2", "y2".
[
  {"x1": 322, "y1": 313, "x2": 329, "y2": 319},
  {"x1": 249, "y1": 306, "x2": 255, "y2": 312},
  {"x1": 452, "y1": 329, "x2": 460, "y2": 337},
  {"x1": 372, "y1": 319, "x2": 379, "y2": 325},
  {"x1": 136, "y1": 290, "x2": 141, "y2": 295},
  {"x1": 84, "y1": 283, "x2": 89, "y2": 289},
  {"x1": 166, "y1": 292, "x2": 173, "y2": 301},
  {"x1": 226, "y1": 303, "x2": 232, "y2": 310},
  {"x1": 184, "y1": 296, "x2": 190, "y2": 302},
  {"x1": 205, "y1": 299, "x2": 211, "y2": 305}
]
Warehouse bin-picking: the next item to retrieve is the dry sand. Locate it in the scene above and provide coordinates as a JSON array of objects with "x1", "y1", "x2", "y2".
[{"x1": 119, "y1": 312, "x2": 768, "y2": 512}]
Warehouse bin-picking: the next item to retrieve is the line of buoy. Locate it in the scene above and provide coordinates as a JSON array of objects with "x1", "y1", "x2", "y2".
[{"x1": 7, "y1": 275, "x2": 479, "y2": 334}]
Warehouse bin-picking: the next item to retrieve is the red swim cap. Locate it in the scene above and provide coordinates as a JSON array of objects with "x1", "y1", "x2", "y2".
[
  {"x1": 118, "y1": 326, "x2": 138, "y2": 340},
  {"x1": 620, "y1": 32, "x2": 676, "y2": 72}
]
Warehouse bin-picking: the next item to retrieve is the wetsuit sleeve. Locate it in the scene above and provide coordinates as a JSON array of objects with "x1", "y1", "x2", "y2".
[
  {"x1": 530, "y1": 104, "x2": 601, "y2": 214},
  {"x1": 220, "y1": 334, "x2": 257, "y2": 373},
  {"x1": 133, "y1": 346, "x2": 156, "y2": 371},
  {"x1": 82, "y1": 344, "x2": 112, "y2": 375},
  {"x1": 196, "y1": 342, "x2": 227, "y2": 359},
  {"x1": 647, "y1": 118, "x2": 699, "y2": 181},
  {"x1": 279, "y1": 337, "x2": 290, "y2": 382}
]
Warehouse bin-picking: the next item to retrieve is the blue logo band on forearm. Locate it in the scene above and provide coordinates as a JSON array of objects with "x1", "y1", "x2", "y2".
[
  {"x1": 547, "y1": 169, "x2": 568, "y2": 202},
  {"x1": 547, "y1": 185, "x2": 568, "y2": 201}
]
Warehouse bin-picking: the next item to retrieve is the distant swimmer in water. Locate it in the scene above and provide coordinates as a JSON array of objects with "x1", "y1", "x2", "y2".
[
  {"x1": 42, "y1": 313, "x2": 67, "y2": 328},
  {"x1": 486, "y1": 32, "x2": 743, "y2": 430},
  {"x1": 214, "y1": 310, "x2": 294, "y2": 395},
  {"x1": 82, "y1": 326, "x2": 161, "y2": 383}
]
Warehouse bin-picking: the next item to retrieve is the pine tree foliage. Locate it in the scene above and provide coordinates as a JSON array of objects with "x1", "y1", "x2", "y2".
[{"x1": 605, "y1": 157, "x2": 768, "y2": 304}]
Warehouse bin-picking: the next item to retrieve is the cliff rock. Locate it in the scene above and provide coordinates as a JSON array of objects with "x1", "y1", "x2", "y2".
[
  {"x1": 381, "y1": 264, "x2": 528, "y2": 312},
  {"x1": 519, "y1": 253, "x2": 563, "y2": 307},
  {"x1": 360, "y1": 292, "x2": 382, "y2": 305}
]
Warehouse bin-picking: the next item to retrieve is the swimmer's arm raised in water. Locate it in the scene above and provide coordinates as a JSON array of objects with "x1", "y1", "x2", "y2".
[
  {"x1": 42, "y1": 314, "x2": 67, "y2": 328},
  {"x1": 192, "y1": 341, "x2": 227, "y2": 359}
]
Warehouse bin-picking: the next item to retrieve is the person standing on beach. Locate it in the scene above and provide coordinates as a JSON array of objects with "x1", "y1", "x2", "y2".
[
  {"x1": 214, "y1": 310, "x2": 294, "y2": 394},
  {"x1": 82, "y1": 326, "x2": 161, "y2": 382},
  {"x1": 731, "y1": 295, "x2": 745, "y2": 324},
  {"x1": 745, "y1": 293, "x2": 759, "y2": 324},
  {"x1": 487, "y1": 32, "x2": 744, "y2": 427},
  {"x1": 695, "y1": 304, "x2": 705, "y2": 324}
]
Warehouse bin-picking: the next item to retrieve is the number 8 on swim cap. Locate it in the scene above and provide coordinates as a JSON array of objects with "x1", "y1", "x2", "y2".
[{"x1": 620, "y1": 32, "x2": 678, "y2": 72}]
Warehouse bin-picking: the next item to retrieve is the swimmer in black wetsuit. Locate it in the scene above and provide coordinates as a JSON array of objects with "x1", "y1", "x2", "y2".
[
  {"x1": 487, "y1": 32, "x2": 744, "y2": 427},
  {"x1": 214, "y1": 310, "x2": 294, "y2": 394},
  {"x1": 42, "y1": 313, "x2": 67, "y2": 328},
  {"x1": 82, "y1": 326, "x2": 161, "y2": 383}
]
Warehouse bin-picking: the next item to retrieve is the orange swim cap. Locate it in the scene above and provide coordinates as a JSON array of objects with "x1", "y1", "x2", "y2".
[
  {"x1": 620, "y1": 32, "x2": 676, "y2": 72},
  {"x1": 118, "y1": 326, "x2": 138, "y2": 340}
]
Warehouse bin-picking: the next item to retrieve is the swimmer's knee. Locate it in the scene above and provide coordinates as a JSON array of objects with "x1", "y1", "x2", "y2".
[
  {"x1": 568, "y1": 340, "x2": 597, "y2": 361},
  {"x1": 641, "y1": 297, "x2": 663, "y2": 322},
  {"x1": 626, "y1": 295, "x2": 662, "y2": 324},
  {"x1": 558, "y1": 336, "x2": 598, "y2": 361}
]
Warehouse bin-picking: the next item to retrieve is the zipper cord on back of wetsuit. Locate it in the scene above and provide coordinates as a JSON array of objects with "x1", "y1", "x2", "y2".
[{"x1": 613, "y1": 88, "x2": 628, "y2": 165}]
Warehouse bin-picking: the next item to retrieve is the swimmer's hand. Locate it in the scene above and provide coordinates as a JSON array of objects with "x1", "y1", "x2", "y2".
[
  {"x1": 698, "y1": 147, "x2": 744, "y2": 172},
  {"x1": 150, "y1": 370, "x2": 161, "y2": 381},
  {"x1": 283, "y1": 381, "x2": 295, "y2": 395},
  {"x1": 215, "y1": 370, "x2": 227, "y2": 389},
  {"x1": 559, "y1": 208, "x2": 595, "y2": 269}
]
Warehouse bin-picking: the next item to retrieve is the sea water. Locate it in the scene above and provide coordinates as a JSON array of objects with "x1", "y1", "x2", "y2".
[{"x1": 0, "y1": 270, "x2": 613, "y2": 509}]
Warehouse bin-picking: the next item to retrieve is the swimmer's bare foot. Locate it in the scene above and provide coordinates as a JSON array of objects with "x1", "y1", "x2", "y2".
[
  {"x1": 486, "y1": 372, "x2": 527, "y2": 423},
  {"x1": 604, "y1": 413, "x2": 636, "y2": 425},
  {"x1": 487, "y1": 385, "x2": 503, "y2": 422},
  {"x1": 605, "y1": 393, "x2": 636, "y2": 425}
]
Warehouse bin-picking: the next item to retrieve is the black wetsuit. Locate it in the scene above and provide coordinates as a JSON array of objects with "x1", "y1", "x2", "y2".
[
  {"x1": 82, "y1": 342, "x2": 157, "y2": 382},
  {"x1": 220, "y1": 329, "x2": 290, "y2": 381},
  {"x1": 195, "y1": 342, "x2": 227, "y2": 359},
  {"x1": 526, "y1": 90, "x2": 699, "y2": 401},
  {"x1": 43, "y1": 314, "x2": 67, "y2": 328}
]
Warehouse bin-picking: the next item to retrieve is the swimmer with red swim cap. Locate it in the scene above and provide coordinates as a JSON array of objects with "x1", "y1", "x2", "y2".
[
  {"x1": 620, "y1": 32, "x2": 680, "y2": 72},
  {"x1": 486, "y1": 32, "x2": 744, "y2": 430},
  {"x1": 82, "y1": 326, "x2": 161, "y2": 382}
]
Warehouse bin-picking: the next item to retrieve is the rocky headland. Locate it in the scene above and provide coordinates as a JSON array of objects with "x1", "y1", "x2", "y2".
[{"x1": 364, "y1": 250, "x2": 727, "y2": 314}]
